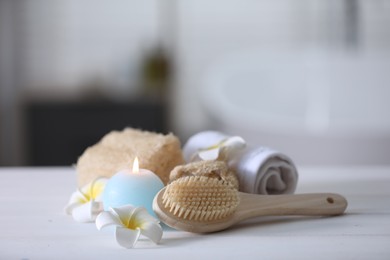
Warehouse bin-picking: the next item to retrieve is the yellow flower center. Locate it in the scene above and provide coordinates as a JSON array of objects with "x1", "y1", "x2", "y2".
[
  {"x1": 123, "y1": 211, "x2": 144, "y2": 230},
  {"x1": 77, "y1": 179, "x2": 106, "y2": 204},
  {"x1": 201, "y1": 138, "x2": 227, "y2": 151}
]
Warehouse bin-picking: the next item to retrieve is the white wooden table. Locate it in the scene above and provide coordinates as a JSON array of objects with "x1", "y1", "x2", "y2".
[{"x1": 0, "y1": 166, "x2": 389, "y2": 259}]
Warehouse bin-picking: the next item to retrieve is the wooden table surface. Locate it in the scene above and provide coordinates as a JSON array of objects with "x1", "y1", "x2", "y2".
[{"x1": 0, "y1": 166, "x2": 389, "y2": 259}]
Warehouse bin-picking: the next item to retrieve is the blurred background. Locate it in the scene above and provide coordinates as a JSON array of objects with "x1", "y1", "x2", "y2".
[{"x1": 0, "y1": 0, "x2": 389, "y2": 167}]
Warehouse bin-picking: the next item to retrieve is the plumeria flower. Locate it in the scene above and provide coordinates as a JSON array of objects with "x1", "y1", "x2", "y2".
[
  {"x1": 196, "y1": 136, "x2": 246, "y2": 162},
  {"x1": 64, "y1": 177, "x2": 108, "y2": 222},
  {"x1": 96, "y1": 205, "x2": 163, "y2": 249}
]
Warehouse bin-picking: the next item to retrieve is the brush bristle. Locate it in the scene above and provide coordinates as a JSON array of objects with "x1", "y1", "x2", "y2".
[{"x1": 162, "y1": 176, "x2": 239, "y2": 222}]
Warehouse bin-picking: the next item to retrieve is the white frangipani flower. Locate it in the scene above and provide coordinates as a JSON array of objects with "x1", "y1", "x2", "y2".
[
  {"x1": 196, "y1": 136, "x2": 246, "y2": 161},
  {"x1": 64, "y1": 177, "x2": 107, "y2": 222},
  {"x1": 96, "y1": 205, "x2": 163, "y2": 249}
]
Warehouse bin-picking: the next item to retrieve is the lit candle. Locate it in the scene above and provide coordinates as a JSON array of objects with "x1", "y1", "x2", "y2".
[{"x1": 102, "y1": 157, "x2": 164, "y2": 216}]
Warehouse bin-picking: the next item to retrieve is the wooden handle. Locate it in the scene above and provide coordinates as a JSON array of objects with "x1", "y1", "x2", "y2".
[{"x1": 237, "y1": 193, "x2": 348, "y2": 221}]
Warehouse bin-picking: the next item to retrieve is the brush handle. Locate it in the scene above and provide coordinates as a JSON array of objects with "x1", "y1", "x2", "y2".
[{"x1": 237, "y1": 193, "x2": 348, "y2": 221}]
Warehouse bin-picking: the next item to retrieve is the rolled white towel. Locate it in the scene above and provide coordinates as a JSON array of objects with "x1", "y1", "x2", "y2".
[
  {"x1": 234, "y1": 147, "x2": 298, "y2": 195},
  {"x1": 182, "y1": 131, "x2": 298, "y2": 195}
]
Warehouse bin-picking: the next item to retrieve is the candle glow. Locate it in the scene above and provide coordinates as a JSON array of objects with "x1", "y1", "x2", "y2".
[{"x1": 133, "y1": 157, "x2": 139, "y2": 174}]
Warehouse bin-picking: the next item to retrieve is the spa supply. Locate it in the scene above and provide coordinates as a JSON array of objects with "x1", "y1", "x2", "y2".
[
  {"x1": 183, "y1": 130, "x2": 298, "y2": 195},
  {"x1": 102, "y1": 157, "x2": 164, "y2": 216},
  {"x1": 159, "y1": 176, "x2": 239, "y2": 223},
  {"x1": 235, "y1": 147, "x2": 298, "y2": 195},
  {"x1": 76, "y1": 128, "x2": 184, "y2": 187},
  {"x1": 96, "y1": 205, "x2": 163, "y2": 249},
  {"x1": 169, "y1": 160, "x2": 239, "y2": 190},
  {"x1": 64, "y1": 177, "x2": 108, "y2": 222},
  {"x1": 183, "y1": 131, "x2": 245, "y2": 162},
  {"x1": 153, "y1": 176, "x2": 348, "y2": 233}
]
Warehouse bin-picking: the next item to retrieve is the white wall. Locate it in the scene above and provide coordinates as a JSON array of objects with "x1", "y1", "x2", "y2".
[
  {"x1": 1, "y1": 0, "x2": 389, "y2": 165},
  {"x1": 21, "y1": 0, "x2": 160, "y2": 98},
  {"x1": 0, "y1": 0, "x2": 161, "y2": 165},
  {"x1": 172, "y1": 0, "x2": 337, "y2": 139},
  {"x1": 0, "y1": 1, "x2": 20, "y2": 165},
  {"x1": 173, "y1": 0, "x2": 306, "y2": 139},
  {"x1": 171, "y1": 0, "x2": 390, "y2": 165}
]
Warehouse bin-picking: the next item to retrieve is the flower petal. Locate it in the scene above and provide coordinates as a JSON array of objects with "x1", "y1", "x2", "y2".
[
  {"x1": 111, "y1": 205, "x2": 138, "y2": 227},
  {"x1": 218, "y1": 136, "x2": 246, "y2": 160},
  {"x1": 64, "y1": 201, "x2": 82, "y2": 215},
  {"x1": 96, "y1": 205, "x2": 163, "y2": 248},
  {"x1": 64, "y1": 189, "x2": 88, "y2": 214},
  {"x1": 197, "y1": 136, "x2": 246, "y2": 161},
  {"x1": 71, "y1": 201, "x2": 94, "y2": 222},
  {"x1": 79, "y1": 177, "x2": 107, "y2": 200},
  {"x1": 115, "y1": 226, "x2": 141, "y2": 249},
  {"x1": 223, "y1": 136, "x2": 246, "y2": 150},
  {"x1": 90, "y1": 177, "x2": 108, "y2": 201},
  {"x1": 198, "y1": 148, "x2": 220, "y2": 161},
  {"x1": 96, "y1": 210, "x2": 123, "y2": 230},
  {"x1": 139, "y1": 221, "x2": 163, "y2": 244}
]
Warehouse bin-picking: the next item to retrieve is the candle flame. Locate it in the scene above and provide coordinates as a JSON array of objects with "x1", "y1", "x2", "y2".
[{"x1": 132, "y1": 157, "x2": 139, "y2": 174}]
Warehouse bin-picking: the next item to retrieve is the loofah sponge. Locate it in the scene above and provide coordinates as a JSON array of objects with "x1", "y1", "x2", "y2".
[
  {"x1": 76, "y1": 128, "x2": 184, "y2": 187},
  {"x1": 169, "y1": 160, "x2": 239, "y2": 190}
]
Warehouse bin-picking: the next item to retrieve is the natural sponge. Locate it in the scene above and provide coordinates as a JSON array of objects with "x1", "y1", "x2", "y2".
[
  {"x1": 169, "y1": 160, "x2": 239, "y2": 190},
  {"x1": 76, "y1": 128, "x2": 184, "y2": 187}
]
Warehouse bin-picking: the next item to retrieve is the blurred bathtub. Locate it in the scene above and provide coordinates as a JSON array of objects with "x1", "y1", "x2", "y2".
[{"x1": 202, "y1": 50, "x2": 390, "y2": 166}]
